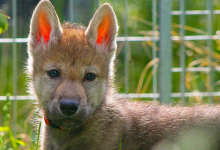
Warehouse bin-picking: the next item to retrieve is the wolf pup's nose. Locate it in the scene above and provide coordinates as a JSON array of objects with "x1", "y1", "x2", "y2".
[{"x1": 60, "y1": 99, "x2": 79, "y2": 116}]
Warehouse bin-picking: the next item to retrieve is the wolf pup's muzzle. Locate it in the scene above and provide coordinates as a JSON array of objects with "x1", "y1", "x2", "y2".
[{"x1": 44, "y1": 99, "x2": 79, "y2": 130}]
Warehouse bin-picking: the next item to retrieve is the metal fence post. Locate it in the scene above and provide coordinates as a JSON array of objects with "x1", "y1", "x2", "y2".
[
  {"x1": 124, "y1": 0, "x2": 129, "y2": 94},
  {"x1": 96, "y1": 0, "x2": 99, "y2": 8},
  {"x1": 152, "y1": 0, "x2": 157, "y2": 101},
  {"x1": 12, "y1": 0, "x2": 18, "y2": 136},
  {"x1": 69, "y1": 0, "x2": 74, "y2": 23},
  {"x1": 158, "y1": 0, "x2": 172, "y2": 104},
  {"x1": 207, "y1": 0, "x2": 214, "y2": 103},
  {"x1": 180, "y1": 0, "x2": 186, "y2": 105}
]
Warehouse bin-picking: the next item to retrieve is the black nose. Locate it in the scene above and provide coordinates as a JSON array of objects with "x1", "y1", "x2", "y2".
[{"x1": 60, "y1": 99, "x2": 79, "y2": 116}]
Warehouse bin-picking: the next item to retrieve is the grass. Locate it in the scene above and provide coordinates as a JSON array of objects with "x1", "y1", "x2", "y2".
[
  {"x1": 0, "y1": 94, "x2": 36, "y2": 149},
  {"x1": 35, "y1": 123, "x2": 41, "y2": 150},
  {"x1": 115, "y1": 134, "x2": 122, "y2": 150},
  {"x1": 132, "y1": 16, "x2": 220, "y2": 103},
  {"x1": 0, "y1": 132, "x2": 4, "y2": 150}
]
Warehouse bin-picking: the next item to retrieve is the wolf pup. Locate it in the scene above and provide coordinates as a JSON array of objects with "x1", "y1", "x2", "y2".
[{"x1": 28, "y1": 0, "x2": 220, "y2": 150}]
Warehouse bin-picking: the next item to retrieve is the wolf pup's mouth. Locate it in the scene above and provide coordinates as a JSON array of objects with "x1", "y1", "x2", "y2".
[{"x1": 44, "y1": 115, "x2": 83, "y2": 129}]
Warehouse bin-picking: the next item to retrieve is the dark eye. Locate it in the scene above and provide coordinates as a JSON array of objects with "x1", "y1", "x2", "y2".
[
  {"x1": 47, "y1": 69, "x2": 60, "y2": 78},
  {"x1": 85, "y1": 73, "x2": 96, "y2": 81}
]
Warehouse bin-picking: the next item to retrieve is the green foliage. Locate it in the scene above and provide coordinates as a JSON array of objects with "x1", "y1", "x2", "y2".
[
  {"x1": 119, "y1": 134, "x2": 122, "y2": 150},
  {"x1": 0, "y1": 10, "x2": 9, "y2": 35},
  {"x1": 35, "y1": 123, "x2": 41, "y2": 150},
  {"x1": 115, "y1": 134, "x2": 122, "y2": 150},
  {"x1": 0, "y1": 94, "x2": 27, "y2": 149},
  {"x1": 2, "y1": 94, "x2": 11, "y2": 126},
  {"x1": 0, "y1": 132, "x2": 4, "y2": 150}
]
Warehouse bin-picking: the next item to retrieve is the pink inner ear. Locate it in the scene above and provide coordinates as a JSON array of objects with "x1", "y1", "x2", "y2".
[
  {"x1": 37, "y1": 11, "x2": 51, "y2": 44},
  {"x1": 96, "y1": 14, "x2": 110, "y2": 45}
]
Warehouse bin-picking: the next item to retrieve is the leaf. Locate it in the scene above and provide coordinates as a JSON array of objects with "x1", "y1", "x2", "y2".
[
  {"x1": 15, "y1": 139, "x2": 26, "y2": 146},
  {"x1": 0, "y1": 10, "x2": 10, "y2": 35},
  {"x1": 0, "y1": 132, "x2": 4, "y2": 150},
  {"x1": 0, "y1": 127, "x2": 10, "y2": 131}
]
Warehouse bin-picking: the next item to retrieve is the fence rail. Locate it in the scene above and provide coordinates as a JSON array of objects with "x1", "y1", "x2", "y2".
[
  {"x1": 2, "y1": 91, "x2": 220, "y2": 101},
  {"x1": 1, "y1": 34, "x2": 220, "y2": 43}
]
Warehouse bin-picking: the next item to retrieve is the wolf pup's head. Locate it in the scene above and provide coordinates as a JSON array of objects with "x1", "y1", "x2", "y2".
[{"x1": 27, "y1": 0, "x2": 118, "y2": 129}]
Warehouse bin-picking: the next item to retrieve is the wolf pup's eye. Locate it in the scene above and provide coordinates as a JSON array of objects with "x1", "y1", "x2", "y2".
[
  {"x1": 47, "y1": 69, "x2": 60, "y2": 78},
  {"x1": 85, "y1": 73, "x2": 96, "y2": 81}
]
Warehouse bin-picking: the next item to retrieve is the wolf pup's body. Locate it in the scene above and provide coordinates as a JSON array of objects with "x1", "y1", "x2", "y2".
[{"x1": 28, "y1": 0, "x2": 220, "y2": 150}]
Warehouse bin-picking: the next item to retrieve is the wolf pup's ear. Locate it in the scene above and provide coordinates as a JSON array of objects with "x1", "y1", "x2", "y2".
[
  {"x1": 29, "y1": 0, "x2": 62, "y2": 46},
  {"x1": 85, "y1": 3, "x2": 118, "y2": 53}
]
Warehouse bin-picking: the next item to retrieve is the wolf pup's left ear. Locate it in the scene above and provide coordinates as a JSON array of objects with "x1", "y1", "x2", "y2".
[
  {"x1": 29, "y1": 0, "x2": 62, "y2": 46},
  {"x1": 85, "y1": 3, "x2": 118, "y2": 53}
]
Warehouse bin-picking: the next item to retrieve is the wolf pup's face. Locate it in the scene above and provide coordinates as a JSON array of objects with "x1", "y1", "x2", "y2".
[{"x1": 27, "y1": 0, "x2": 118, "y2": 129}]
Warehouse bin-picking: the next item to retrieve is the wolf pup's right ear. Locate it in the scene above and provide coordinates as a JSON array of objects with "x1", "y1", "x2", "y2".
[
  {"x1": 85, "y1": 3, "x2": 118, "y2": 55},
  {"x1": 29, "y1": 0, "x2": 62, "y2": 47}
]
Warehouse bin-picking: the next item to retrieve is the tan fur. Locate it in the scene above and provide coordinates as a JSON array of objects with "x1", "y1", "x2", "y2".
[{"x1": 28, "y1": 1, "x2": 220, "y2": 150}]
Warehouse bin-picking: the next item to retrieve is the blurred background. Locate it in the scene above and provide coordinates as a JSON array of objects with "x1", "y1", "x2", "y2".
[{"x1": 1, "y1": 0, "x2": 220, "y2": 149}]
